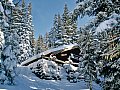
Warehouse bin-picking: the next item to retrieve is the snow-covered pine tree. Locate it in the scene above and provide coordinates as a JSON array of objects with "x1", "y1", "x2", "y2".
[
  {"x1": 54, "y1": 14, "x2": 63, "y2": 47},
  {"x1": 30, "y1": 30, "x2": 35, "y2": 56},
  {"x1": 49, "y1": 14, "x2": 58, "y2": 48},
  {"x1": 48, "y1": 31, "x2": 52, "y2": 48},
  {"x1": 17, "y1": 0, "x2": 33, "y2": 63},
  {"x1": 35, "y1": 35, "x2": 45, "y2": 54},
  {"x1": 78, "y1": 30, "x2": 97, "y2": 90},
  {"x1": 69, "y1": 13, "x2": 78, "y2": 44},
  {"x1": 61, "y1": 4, "x2": 70, "y2": 45},
  {"x1": 98, "y1": 15, "x2": 120, "y2": 90},
  {"x1": 62, "y1": 4, "x2": 77, "y2": 45},
  {"x1": 26, "y1": 3, "x2": 35, "y2": 56},
  {"x1": 2, "y1": 44, "x2": 15, "y2": 85},
  {"x1": 22, "y1": 0, "x2": 32, "y2": 59},
  {"x1": 17, "y1": 0, "x2": 27, "y2": 63},
  {"x1": 0, "y1": 4, "x2": 5, "y2": 63},
  {"x1": 0, "y1": 29, "x2": 4, "y2": 64},
  {"x1": 41, "y1": 35, "x2": 46, "y2": 52},
  {"x1": 44, "y1": 32, "x2": 49, "y2": 50},
  {"x1": 74, "y1": 0, "x2": 120, "y2": 89},
  {"x1": 1, "y1": 0, "x2": 18, "y2": 85},
  {"x1": 9, "y1": 5, "x2": 23, "y2": 64},
  {"x1": 0, "y1": 1, "x2": 6, "y2": 84},
  {"x1": 48, "y1": 29, "x2": 53, "y2": 48},
  {"x1": 48, "y1": 13, "x2": 66, "y2": 48},
  {"x1": 48, "y1": 4, "x2": 78, "y2": 48}
]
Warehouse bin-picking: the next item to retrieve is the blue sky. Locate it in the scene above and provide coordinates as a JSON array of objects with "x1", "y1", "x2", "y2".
[
  {"x1": 24, "y1": 0, "x2": 76, "y2": 38},
  {"x1": 13, "y1": 0, "x2": 90, "y2": 39}
]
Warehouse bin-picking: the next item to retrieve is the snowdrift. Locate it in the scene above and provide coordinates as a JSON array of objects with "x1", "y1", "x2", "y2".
[{"x1": 0, "y1": 66, "x2": 101, "y2": 90}]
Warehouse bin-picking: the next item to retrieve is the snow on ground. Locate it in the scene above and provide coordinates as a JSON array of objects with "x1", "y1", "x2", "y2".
[{"x1": 0, "y1": 66, "x2": 101, "y2": 90}]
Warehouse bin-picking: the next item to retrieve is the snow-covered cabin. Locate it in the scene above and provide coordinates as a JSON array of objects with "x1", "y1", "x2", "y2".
[{"x1": 21, "y1": 44, "x2": 80, "y2": 66}]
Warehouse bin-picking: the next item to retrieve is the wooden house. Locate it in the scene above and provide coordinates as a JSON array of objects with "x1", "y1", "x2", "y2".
[{"x1": 21, "y1": 44, "x2": 80, "y2": 66}]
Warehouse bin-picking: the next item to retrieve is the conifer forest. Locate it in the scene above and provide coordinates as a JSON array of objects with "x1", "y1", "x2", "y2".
[{"x1": 0, "y1": 0, "x2": 119, "y2": 90}]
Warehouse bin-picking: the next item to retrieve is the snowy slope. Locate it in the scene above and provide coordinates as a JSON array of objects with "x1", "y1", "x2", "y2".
[{"x1": 0, "y1": 66, "x2": 101, "y2": 90}]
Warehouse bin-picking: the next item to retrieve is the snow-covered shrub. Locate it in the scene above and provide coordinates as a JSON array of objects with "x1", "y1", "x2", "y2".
[
  {"x1": 0, "y1": 71, "x2": 6, "y2": 84},
  {"x1": 63, "y1": 64, "x2": 79, "y2": 82},
  {"x1": 0, "y1": 63, "x2": 6, "y2": 84},
  {"x1": 67, "y1": 71, "x2": 77, "y2": 83},
  {"x1": 30, "y1": 59, "x2": 61, "y2": 80}
]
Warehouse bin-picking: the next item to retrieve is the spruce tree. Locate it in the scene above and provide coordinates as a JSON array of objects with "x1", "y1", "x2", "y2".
[
  {"x1": 44, "y1": 32, "x2": 49, "y2": 50},
  {"x1": 35, "y1": 35, "x2": 45, "y2": 54},
  {"x1": 27, "y1": 3, "x2": 35, "y2": 56},
  {"x1": 78, "y1": 29, "x2": 98, "y2": 90},
  {"x1": 53, "y1": 14, "x2": 63, "y2": 47},
  {"x1": 30, "y1": 30, "x2": 35, "y2": 56},
  {"x1": 1, "y1": 0, "x2": 18, "y2": 85},
  {"x1": 0, "y1": 1, "x2": 6, "y2": 84},
  {"x1": 62, "y1": 4, "x2": 77, "y2": 44},
  {"x1": 17, "y1": 0, "x2": 33, "y2": 63},
  {"x1": 74, "y1": 0, "x2": 120, "y2": 89},
  {"x1": 9, "y1": 5, "x2": 22, "y2": 64},
  {"x1": 48, "y1": 14, "x2": 58, "y2": 48},
  {"x1": 0, "y1": 8, "x2": 5, "y2": 62},
  {"x1": 51, "y1": 14, "x2": 57, "y2": 48},
  {"x1": 48, "y1": 4, "x2": 78, "y2": 48},
  {"x1": 52, "y1": 14, "x2": 63, "y2": 47},
  {"x1": 48, "y1": 29, "x2": 53, "y2": 48},
  {"x1": 62, "y1": 4, "x2": 70, "y2": 45}
]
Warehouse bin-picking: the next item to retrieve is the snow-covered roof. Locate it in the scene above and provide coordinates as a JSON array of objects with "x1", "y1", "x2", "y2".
[
  {"x1": 21, "y1": 53, "x2": 42, "y2": 66},
  {"x1": 42, "y1": 43, "x2": 78, "y2": 56},
  {"x1": 21, "y1": 44, "x2": 79, "y2": 66}
]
